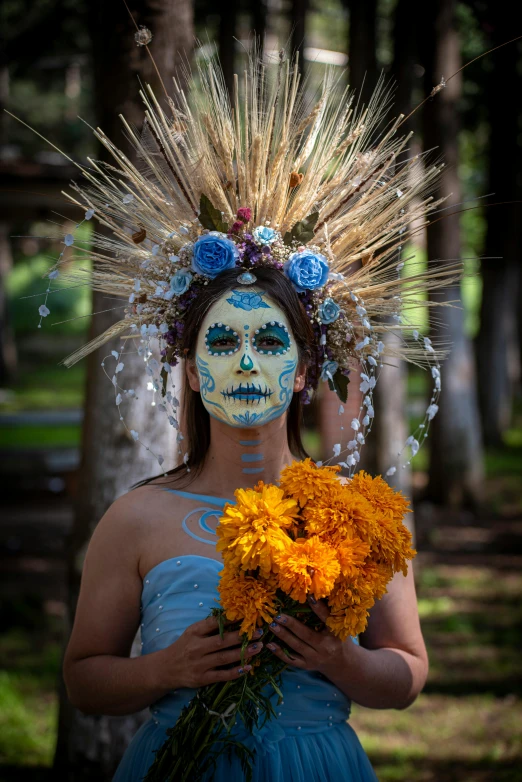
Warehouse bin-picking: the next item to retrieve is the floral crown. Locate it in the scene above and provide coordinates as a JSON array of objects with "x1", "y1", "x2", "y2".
[{"x1": 34, "y1": 50, "x2": 458, "y2": 474}]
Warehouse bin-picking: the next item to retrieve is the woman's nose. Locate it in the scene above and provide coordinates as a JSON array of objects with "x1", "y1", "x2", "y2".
[{"x1": 237, "y1": 351, "x2": 259, "y2": 374}]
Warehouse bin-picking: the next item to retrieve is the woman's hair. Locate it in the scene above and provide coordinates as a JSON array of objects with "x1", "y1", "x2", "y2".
[{"x1": 132, "y1": 266, "x2": 316, "y2": 489}]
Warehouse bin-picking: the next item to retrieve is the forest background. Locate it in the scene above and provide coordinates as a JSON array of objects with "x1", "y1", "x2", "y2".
[{"x1": 0, "y1": 0, "x2": 521, "y2": 780}]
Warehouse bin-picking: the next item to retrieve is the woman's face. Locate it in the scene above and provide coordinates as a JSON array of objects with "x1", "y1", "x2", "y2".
[{"x1": 188, "y1": 288, "x2": 303, "y2": 427}]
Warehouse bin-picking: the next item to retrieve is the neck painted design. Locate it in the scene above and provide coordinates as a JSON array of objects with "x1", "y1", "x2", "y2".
[{"x1": 240, "y1": 441, "x2": 265, "y2": 475}]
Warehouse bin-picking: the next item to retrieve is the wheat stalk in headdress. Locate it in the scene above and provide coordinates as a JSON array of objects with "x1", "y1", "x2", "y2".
[{"x1": 24, "y1": 48, "x2": 458, "y2": 373}]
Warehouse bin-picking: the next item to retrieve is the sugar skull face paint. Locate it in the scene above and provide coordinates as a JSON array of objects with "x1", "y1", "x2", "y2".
[{"x1": 194, "y1": 289, "x2": 299, "y2": 427}]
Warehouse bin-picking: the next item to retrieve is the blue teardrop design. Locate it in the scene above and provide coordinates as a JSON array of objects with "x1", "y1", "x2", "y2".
[{"x1": 240, "y1": 353, "x2": 254, "y2": 371}]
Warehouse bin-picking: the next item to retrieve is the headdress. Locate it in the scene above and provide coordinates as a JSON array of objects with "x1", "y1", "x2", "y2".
[{"x1": 34, "y1": 49, "x2": 458, "y2": 474}]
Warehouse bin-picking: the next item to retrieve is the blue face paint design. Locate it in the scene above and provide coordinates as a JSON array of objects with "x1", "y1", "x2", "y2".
[
  {"x1": 196, "y1": 291, "x2": 299, "y2": 428},
  {"x1": 205, "y1": 324, "x2": 240, "y2": 356},
  {"x1": 226, "y1": 290, "x2": 271, "y2": 310},
  {"x1": 241, "y1": 453, "x2": 264, "y2": 462},
  {"x1": 252, "y1": 321, "x2": 291, "y2": 357},
  {"x1": 197, "y1": 355, "x2": 298, "y2": 429},
  {"x1": 230, "y1": 360, "x2": 297, "y2": 426},
  {"x1": 239, "y1": 354, "x2": 254, "y2": 371},
  {"x1": 221, "y1": 382, "x2": 273, "y2": 403}
]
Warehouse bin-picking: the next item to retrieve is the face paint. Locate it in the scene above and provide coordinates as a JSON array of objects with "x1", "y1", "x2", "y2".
[{"x1": 195, "y1": 289, "x2": 299, "y2": 427}]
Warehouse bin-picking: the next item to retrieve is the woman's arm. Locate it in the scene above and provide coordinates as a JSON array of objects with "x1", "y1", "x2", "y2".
[
  {"x1": 63, "y1": 490, "x2": 173, "y2": 715},
  {"x1": 63, "y1": 489, "x2": 264, "y2": 716},
  {"x1": 267, "y1": 559, "x2": 429, "y2": 710},
  {"x1": 319, "y1": 560, "x2": 429, "y2": 709}
]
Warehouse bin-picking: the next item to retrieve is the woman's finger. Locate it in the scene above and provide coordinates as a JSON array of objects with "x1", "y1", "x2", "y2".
[
  {"x1": 265, "y1": 641, "x2": 306, "y2": 668},
  {"x1": 306, "y1": 596, "x2": 332, "y2": 623},
  {"x1": 271, "y1": 614, "x2": 319, "y2": 646},
  {"x1": 269, "y1": 619, "x2": 314, "y2": 656},
  {"x1": 206, "y1": 641, "x2": 263, "y2": 669}
]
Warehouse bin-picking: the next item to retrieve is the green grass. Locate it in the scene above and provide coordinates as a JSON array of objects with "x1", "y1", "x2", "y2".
[
  {"x1": 0, "y1": 672, "x2": 57, "y2": 766},
  {"x1": 0, "y1": 424, "x2": 81, "y2": 449},
  {"x1": 0, "y1": 624, "x2": 61, "y2": 768},
  {"x1": 351, "y1": 563, "x2": 522, "y2": 781}
]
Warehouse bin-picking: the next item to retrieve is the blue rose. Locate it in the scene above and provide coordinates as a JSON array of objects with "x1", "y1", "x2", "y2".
[
  {"x1": 253, "y1": 225, "x2": 278, "y2": 245},
  {"x1": 284, "y1": 250, "x2": 329, "y2": 292},
  {"x1": 320, "y1": 359, "x2": 339, "y2": 381},
  {"x1": 169, "y1": 268, "x2": 193, "y2": 296},
  {"x1": 318, "y1": 297, "x2": 340, "y2": 324},
  {"x1": 226, "y1": 290, "x2": 270, "y2": 311},
  {"x1": 191, "y1": 232, "x2": 239, "y2": 278}
]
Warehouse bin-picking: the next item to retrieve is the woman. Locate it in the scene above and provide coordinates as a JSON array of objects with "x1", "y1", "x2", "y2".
[{"x1": 63, "y1": 267, "x2": 429, "y2": 781}]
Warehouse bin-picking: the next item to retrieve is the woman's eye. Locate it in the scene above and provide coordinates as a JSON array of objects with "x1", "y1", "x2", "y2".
[
  {"x1": 211, "y1": 337, "x2": 236, "y2": 348},
  {"x1": 257, "y1": 336, "x2": 284, "y2": 348},
  {"x1": 205, "y1": 324, "x2": 240, "y2": 356},
  {"x1": 252, "y1": 323, "x2": 291, "y2": 355}
]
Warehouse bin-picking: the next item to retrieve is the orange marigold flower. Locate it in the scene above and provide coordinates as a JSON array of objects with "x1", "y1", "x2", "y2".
[
  {"x1": 216, "y1": 484, "x2": 298, "y2": 578},
  {"x1": 279, "y1": 458, "x2": 342, "y2": 508},
  {"x1": 275, "y1": 535, "x2": 340, "y2": 602},
  {"x1": 218, "y1": 565, "x2": 277, "y2": 639},
  {"x1": 326, "y1": 605, "x2": 370, "y2": 641},
  {"x1": 303, "y1": 487, "x2": 378, "y2": 547},
  {"x1": 349, "y1": 471, "x2": 416, "y2": 574},
  {"x1": 337, "y1": 537, "x2": 371, "y2": 579}
]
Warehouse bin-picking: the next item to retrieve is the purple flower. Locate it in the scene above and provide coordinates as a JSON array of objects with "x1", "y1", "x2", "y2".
[
  {"x1": 284, "y1": 250, "x2": 329, "y2": 292},
  {"x1": 191, "y1": 232, "x2": 239, "y2": 278}
]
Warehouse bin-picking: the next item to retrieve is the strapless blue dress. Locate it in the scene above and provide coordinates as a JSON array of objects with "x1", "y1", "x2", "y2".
[{"x1": 113, "y1": 491, "x2": 378, "y2": 781}]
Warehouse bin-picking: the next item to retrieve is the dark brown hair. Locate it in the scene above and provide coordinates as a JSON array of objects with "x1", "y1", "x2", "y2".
[{"x1": 133, "y1": 266, "x2": 316, "y2": 489}]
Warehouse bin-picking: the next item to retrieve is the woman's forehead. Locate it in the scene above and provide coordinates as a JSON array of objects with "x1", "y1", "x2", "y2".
[{"x1": 200, "y1": 289, "x2": 291, "y2": 332}]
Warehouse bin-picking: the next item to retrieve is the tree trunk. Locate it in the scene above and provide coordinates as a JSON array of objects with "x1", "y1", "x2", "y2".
[
  {"x1": 0, "y1": 222, "x2": 17, "y2": 384},
  {"x1": 476, "y1": 8, "x2": 521, "y2": 446},
  {"x1": 252, "y1": 0, "x2": 268, "y2": 57},
  {"x1": 291, "y1": 0, "x2": 308, "y2": 75},
  {"x1": 53, "y1": 2, "x2": 194, "y2": 778},
  {"x1": 347, "y1": 0, "x2": 378, "y2": 105},
  {"x1": 218, "y1": 0, "x2": 238, "y2": 98},
  {"x1": 421, "y1": 0, "x2": 484, "y2": 509}
]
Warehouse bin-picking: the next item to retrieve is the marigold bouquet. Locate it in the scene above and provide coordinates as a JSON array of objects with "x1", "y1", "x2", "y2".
[{"x1": 145, "y1": 460, "x2": 415, "y2": 782}]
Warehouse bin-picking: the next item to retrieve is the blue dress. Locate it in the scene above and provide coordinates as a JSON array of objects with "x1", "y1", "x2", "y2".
[{"x1": 113, "y1": 490, "x2": 378, "y2": 782}]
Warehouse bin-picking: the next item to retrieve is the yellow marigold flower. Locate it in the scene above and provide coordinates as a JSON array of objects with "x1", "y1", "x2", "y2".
[
  {"x1": 218, "y1": 566, "x2": 277, "y2": 639},
  {"x1": 337, "y1": 537, "x2": 371, "y2": 579},
  {"x1": 279, "y1": 458, "x2": 342, "y2": 508},
  {"x1": 216, "y1": 484, "x2": 298, "y2": 578},
  {"x1": 349, "y1": 471, "x2": 416, "y2": 575},
  {"x1": 303, "y1": 487, "x2": 378, "y2": 548},
  {"x1": 326, "y1": 605, "x2": 370, "y2": 641},
  {"x1": 275, "y1": 536, "x2": 340, "y2": 602},
  {"x1": 350, "y1": 471, "x2": 411, "y2": 523}
]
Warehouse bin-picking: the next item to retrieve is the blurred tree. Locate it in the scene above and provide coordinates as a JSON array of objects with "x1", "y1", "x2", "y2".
[
  {"x1": 421, "y1": 0, "x2": 484, "y2": 508},
  {"x1": 291, "y1": 0, "x2": 308, "y2": 74},
  {"x1": 343, "y1": 0, "x2": 378, "y2": 106},
  {"x1": 476, "y1": 5, "x2": 522, "y2": 446},
  {"x1": 218, "y1": 0, "x2": 238, "y2": 96},
  {"x1": 0, "y1": 223, "x2": 17, "y2": 383},
  {"x1": 251, "y1": 0, "x2": 268, "y2": 56},
  {"x1": 53, "y1": 1, "x2": 194, "y2": 779}
]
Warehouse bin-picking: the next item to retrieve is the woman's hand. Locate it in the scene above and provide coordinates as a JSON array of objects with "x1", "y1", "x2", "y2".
[
  {"x1": 156, "y1": 616, "x2": 264, "y2": 690},
  {"x1": 265, "y1": 597, "x2": 351, "y2": 676}
]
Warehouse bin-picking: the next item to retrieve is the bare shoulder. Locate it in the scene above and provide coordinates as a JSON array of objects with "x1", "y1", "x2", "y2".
[{"x1": 86, "y1": 482, "x2": 164, "y2": 562}]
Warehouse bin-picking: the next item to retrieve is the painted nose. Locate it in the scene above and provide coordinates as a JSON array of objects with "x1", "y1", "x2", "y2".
[{"x1": 239, "y1": 353, "x2": 255, "y2": 371}]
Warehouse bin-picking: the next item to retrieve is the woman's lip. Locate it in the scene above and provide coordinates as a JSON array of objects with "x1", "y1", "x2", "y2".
[{"x1": 221, "y1": 384, "x2": 273, "y2": 399}]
